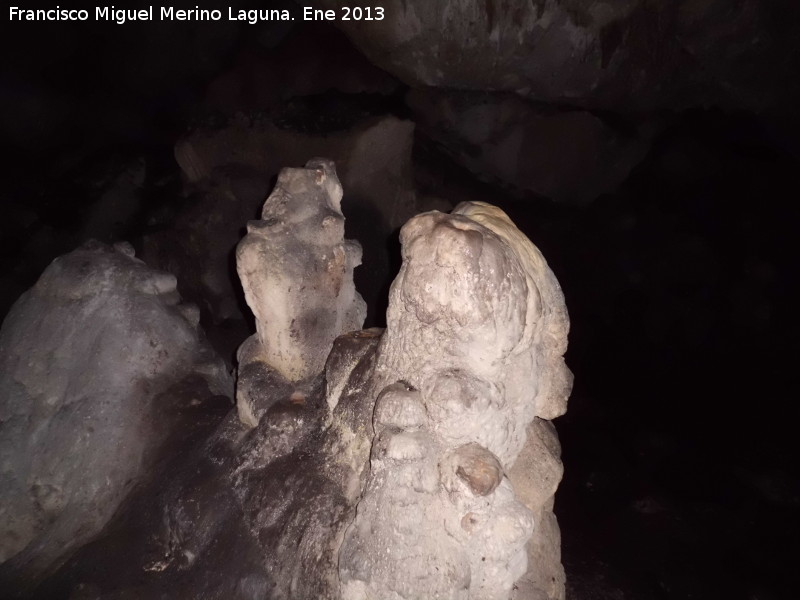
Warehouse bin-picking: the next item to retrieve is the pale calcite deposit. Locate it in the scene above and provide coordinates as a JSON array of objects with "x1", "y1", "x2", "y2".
[
  {"x1": 0, "y1": 241, "x2": 229, "y2": 589},
  {"x1": 338, "y1": 202, "x2": 571, "y2": 600},
  {"x1": 235, "y1": 158, "x2": 366, "y2": 426},
  {"x1": 233, "y1": 163, "x2": 570, "y2": 598}
]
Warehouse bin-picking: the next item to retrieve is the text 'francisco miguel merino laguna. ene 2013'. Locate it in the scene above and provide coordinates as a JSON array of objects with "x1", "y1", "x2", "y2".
[{"x1": 8, "y1": 5, "x2": 387, "y2": 24}]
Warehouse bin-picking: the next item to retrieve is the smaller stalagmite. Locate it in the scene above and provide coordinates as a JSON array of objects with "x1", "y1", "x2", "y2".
[{"x1": 235, "y1": 158, "x2": 366, "y2": 426}]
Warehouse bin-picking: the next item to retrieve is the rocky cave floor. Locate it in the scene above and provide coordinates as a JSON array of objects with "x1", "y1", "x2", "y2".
[{"x1": 2, "y1": 12, "x2": 799, "y2": 600}]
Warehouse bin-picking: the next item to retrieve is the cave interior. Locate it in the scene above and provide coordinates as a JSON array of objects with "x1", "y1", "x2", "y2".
[{"x1": 1, "y1": 2, "x2": 798, "y2": 599}]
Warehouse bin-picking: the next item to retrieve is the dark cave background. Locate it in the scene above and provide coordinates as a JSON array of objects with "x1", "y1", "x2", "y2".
[{"x1": 1, "y1": 2, "x2": 798, "y2": 599}]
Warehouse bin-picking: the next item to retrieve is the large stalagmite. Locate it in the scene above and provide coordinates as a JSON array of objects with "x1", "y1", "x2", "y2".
[{"x1": 337, "y1": 202, "x2": 571, "y2": 600}]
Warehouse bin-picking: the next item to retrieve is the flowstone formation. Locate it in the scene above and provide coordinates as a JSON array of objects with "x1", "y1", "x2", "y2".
[
  {"x1": 337, "y1": 201, "x2": 571, "y2": 600},
  {"x1": 235, "y1": 157, "x2": 366, "y2": 426}
]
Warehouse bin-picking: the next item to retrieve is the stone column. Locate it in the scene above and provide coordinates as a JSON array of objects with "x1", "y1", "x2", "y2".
[{"x1": 235, "y1": 158, "x2": 366, "y2": 427}]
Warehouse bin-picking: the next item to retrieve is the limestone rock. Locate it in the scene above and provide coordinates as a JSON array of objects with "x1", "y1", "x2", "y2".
[
  {"x1": 32, "y1": 329, "x2": 382, "y2": 600},
  {"x1": 408, "y1": 89, "x2": 651, "y2": 204},
  {"x1": 204, "y1": 24, "x2": 399, "y2": 115},
  {"x1": 310, "y1": 0, "x2": 800, "y2": 115},
  {"x1": 327, "y1": 327, "x2": 386, "y2": 412},
  {"x1": 0, "y1": 241, "x2": 230, "y2": 590},
  {"x1": 235, "y1": 158, "x2": 366, "y2": 426},
  {"x1": 453, "y1": 443, "x2": 505, "y2": 497},
  {"x1": 339, "y1": 201, "x2": 571, "y2": 600},
  {"x1": 507, "y1": 419, "x2": 567, "y2": 600}
]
